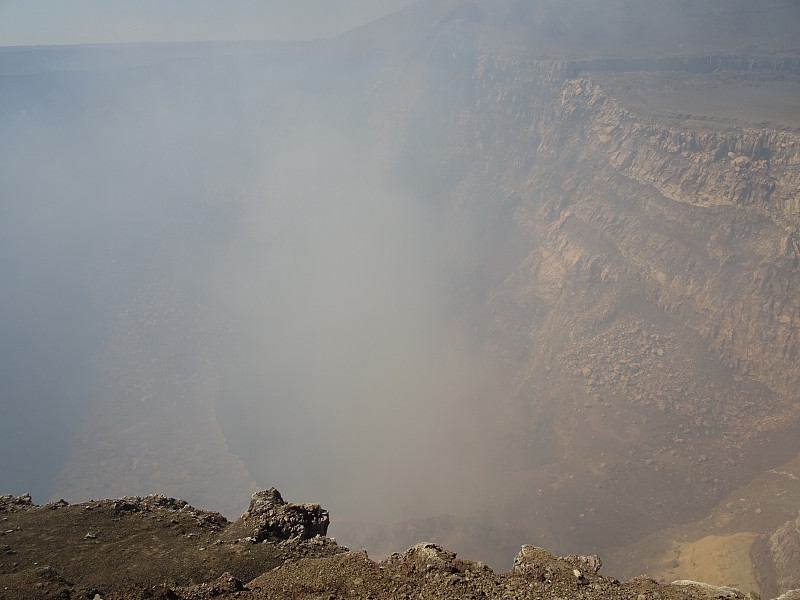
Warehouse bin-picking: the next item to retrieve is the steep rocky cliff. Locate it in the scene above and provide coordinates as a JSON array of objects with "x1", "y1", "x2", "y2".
[
  {"x1": 489, "y1": 63, "x2": 800, "y2": 574},
  {"x1": 753, "y1": 511, "x2": 800, "y2": 599},
  {"x1": 531, "y1": 76, "x2": 800, "y2": 396},
  {"x1": 337, "y1": 15, "x2": 800, "y2": 578}
]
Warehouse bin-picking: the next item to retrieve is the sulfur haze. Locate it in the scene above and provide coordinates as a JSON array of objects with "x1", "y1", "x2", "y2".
[
  {"x1": 0, "y1": 3, "x2": 509, "y2": 526},
  {"x1": 0, "y1": 1, "x2": 417, "y2": 46}
]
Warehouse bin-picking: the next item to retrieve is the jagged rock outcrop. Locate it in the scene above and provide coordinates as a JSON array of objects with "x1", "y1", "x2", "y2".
[
  {"x1": 561, "y1": 553, "x2": 603, "y2": 574},
  {"x1": 224, "y1": 488, "x2": 330, "y2": 542},
  {"x1": 514, "y1": 545, "x2": 602, "y2": 581},
  {"x1": 393, "y1": 542, "x2": 459, "y2": 573},
  {"x1": 671, "y1": 580, "x2": 745, "y2": 600},
  {"x1": 752, "y1": 511, "x2": 800, "y2": 599},
  {"x1": 514, "y1": 545, "x2": 561, "y2": 580},
  {"x1": 386, "y1": 541, "x2": 493, "y2": 576},
  {"x1": 0, "y1": 494, "x2": 33, "y2": 512}
]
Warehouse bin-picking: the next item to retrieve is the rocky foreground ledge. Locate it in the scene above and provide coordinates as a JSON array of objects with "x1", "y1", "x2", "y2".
[{"x1": 0, "y1": 491, "x2": 797, "y2": 600}]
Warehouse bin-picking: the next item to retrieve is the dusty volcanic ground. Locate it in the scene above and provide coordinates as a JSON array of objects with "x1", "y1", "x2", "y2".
[{"x1": 2, "y1": 490, "x2": 796, "y2": 600}]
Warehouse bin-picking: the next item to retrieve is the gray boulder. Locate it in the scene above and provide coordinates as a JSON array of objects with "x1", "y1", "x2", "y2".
[{"x1": 227, "y1": 488, "x2": 329, "y2": 542}]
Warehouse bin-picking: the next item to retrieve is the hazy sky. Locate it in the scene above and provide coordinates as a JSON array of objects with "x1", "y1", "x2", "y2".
[{"x1": 0, "y1": 0, "x2": 417, "y2": 46}]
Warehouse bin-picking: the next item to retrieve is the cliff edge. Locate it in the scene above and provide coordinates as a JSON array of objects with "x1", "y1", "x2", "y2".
[{"x1": 0, "y1": 490, "x2": 785, "y2": 600}]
